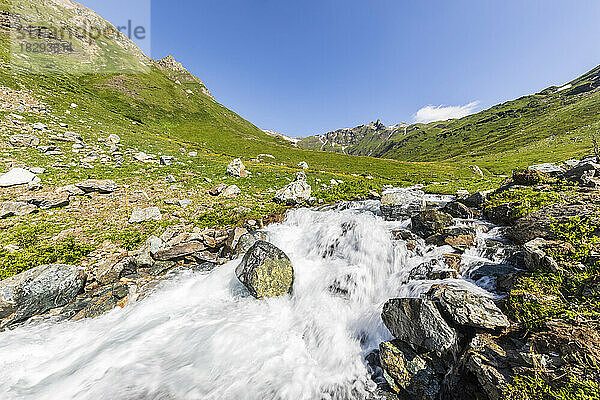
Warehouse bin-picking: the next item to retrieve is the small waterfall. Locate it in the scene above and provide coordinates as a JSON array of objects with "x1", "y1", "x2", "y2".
[{"x1": 0, "y1": 201, "x2": 508, "y2": 400}]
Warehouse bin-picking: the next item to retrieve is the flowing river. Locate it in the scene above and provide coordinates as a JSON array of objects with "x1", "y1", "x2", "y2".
[{"x1": 0, "y1": 199, "x2": 508, "y2": 400}]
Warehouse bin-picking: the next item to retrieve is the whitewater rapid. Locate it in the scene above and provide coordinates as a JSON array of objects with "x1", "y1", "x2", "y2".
[{"x1": 0, "y1": 200, "x2": 504, "y2": 400}]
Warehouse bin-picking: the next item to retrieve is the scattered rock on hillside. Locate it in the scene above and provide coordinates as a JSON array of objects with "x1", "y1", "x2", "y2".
[
  {"x1": 56, "y1": 184, "x2": 85, "y2": 196},
  {"x1": 227, "y1": 158, "x2": 248, "y2": 178},
  {"x1": 209, "y1": 183, "x2": 228, "y2": 196},
  {"x1": 379, "y1": 339, "x2": 445, "y2": 399},
  {"x1": 381, "y1": 298, "x2": 458, "y2": 354},
  {"x1": 235, "y1": 241, "x2": 294, "y2": 298},
  {"x1": 160, "y1": 155, "x2": 174, "y2": 166},
  {"x1": 298, "y1": 161, "x2": 309, "y2": 169},
  {"x1": 507, "y1": 203, "x2": 594, "y2": 244},
  {"x1": 0, "y1": 201, "x2": 38, "y2": 218},
  {"x1": 523, "y1": 238, "x2": 561, "y2": 273},
  {"x1": 411, "y1": 210, "x2": 454, "y2": 238},
  {"x1": 0, "y1": 168, "x2": 40, "y2": 187},
  {"x1": 428, "y1": 286, "x2": 509, "y2": 330},
  {"x1": 128, "y1": 206, "x2": 162, "y2": 223},
  {"x1": 107, "y1": 134, "x2": 120, "y2": 145},
  {"x1": 222, "y1": 185, "x2": 241, "y2": 198},
  {"x1": 0, "y1": 264, "x2": 86, "y2": 327},
  {"x1": 528, "y1": 163, "x2": 565, "y2": 177},
  {"x1": 9, "y1": 134, "x2": 40, "y2": 147},
  {"x1": 75, "y1": 179, "x2": 118, "y2": 193},
  {"x1": 274, "y1": 172, "x2": 312, "y2": 205},
  {"x1": 563, "y1": 161, "x2": 600, "y2": 188},
  {"x1": 32, "y1": 122, "x2": 47, "y2": 131},
  {"x1": 380, "y1": 189, "x2": 426, "y2": 221}
]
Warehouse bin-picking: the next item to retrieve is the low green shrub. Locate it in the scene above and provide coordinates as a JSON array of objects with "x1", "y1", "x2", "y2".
[
  {"x1": 504, "y1": 374, "x2": 600, "y2": 400},
  {"x1": 0, "y1": 236, "x2": 95, "y2": 280},
  {"x1": 313, "y1": 179, "x2": 382, "y2": 203}
]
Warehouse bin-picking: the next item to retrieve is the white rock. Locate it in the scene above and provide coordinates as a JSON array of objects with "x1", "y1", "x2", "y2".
[
  {"x1": 129, "y1": 207, "x2": 162, "y2": 223},
  {"x1": 222, "y1": 185, "x2": 241, "y2": 198},
  {"x1": 298, "y1": 161, "x2": 309, "y2": 170},
  {"x1": 107, "y1": 134, "x2": 120, "y2": 144},
  {"x1": 70, "y1": 103, "x2": 78, "y2": 108},
  {"x1": 274, "y1": 172, "x2": 312, "y2": 205},
  {"x1": 28, "y1": 167, "x2": 46, "y2": 174},
  {"x1": 0, "y1": 168, "x2": 40, "y2": 187},
  {"x1": 227, "y1": 158, "x2": 248, "y2": 178},
  {"x1": 32, "y1": 122, "x2": 47, "y2": 131}
]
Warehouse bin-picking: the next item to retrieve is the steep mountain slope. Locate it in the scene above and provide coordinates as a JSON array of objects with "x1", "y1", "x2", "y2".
[
  {"x1": 0, "y1": 0, "x2": 477, "y2": 184},
  {"x1": 299, "y1": 120, "x2": 408, "y2": 156},
  {"x1": 300, "y1": 65, "x2": 600, "y2": 171}
]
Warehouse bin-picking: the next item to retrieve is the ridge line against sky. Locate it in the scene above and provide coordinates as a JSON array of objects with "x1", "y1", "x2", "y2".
[{"x1": 80, "y1": 0, "x2": 600, "y2": 138}]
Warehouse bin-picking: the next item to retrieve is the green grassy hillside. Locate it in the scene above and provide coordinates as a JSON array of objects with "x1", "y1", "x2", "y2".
[{"x1": 300, "y1": 65, "x2": 600, "y2": 173}]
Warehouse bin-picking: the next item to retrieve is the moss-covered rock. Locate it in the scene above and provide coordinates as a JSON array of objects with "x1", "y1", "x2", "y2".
[{"x1": 235, "y1": 241, "x2": 294, "y2": 299}]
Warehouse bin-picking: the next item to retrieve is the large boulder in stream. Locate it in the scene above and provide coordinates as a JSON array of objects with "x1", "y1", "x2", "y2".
[
  {"x1": 380, "y1": 189, "x2": 426, "y2": 221},
  {"x1": 382, "y1": 298, "x2": 458, "y2": 354},
  {"x1": 235, "y1": 241, "x2": 294, "y2": 298},
  {"x1": 0, "y1": 264, "x2": 86, "y2": 326}
]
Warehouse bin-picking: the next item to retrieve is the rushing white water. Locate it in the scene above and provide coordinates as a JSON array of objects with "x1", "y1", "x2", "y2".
[{"x1": 0, "y1": 200, "x2": 507, "y2": 400}]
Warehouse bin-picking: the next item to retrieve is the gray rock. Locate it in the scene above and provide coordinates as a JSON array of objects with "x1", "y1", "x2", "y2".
[
  {"x1": 528, "y1": 163, "x2": 565, "y2": 176},
  {"x1": 0, "y1": 201, "x2": 38, "y2": 219},
  {"x1": 234, "y1": 230, "x2": 270, "y2": 256},
  {"x1": 428, "y1": 286, "x2": 510, "y2": 330},
  {"x1": 273, "y1": 172, "x2": 312, "y2": 205},
  {"x1": 468, "y1": 263, "x2": 517, "y2": 281},
  {"x1": 227, "y1": 158, "x2": 248, "y2": 178},
  {"x1": 209, "y1": 183, "x2": 228, "y2": 196},
  {"x1": 235, "y1": 241, "x2": 294, "y2": 299},
  {"x1": 523, "y1": 238, "x2": 559, "y2": 273},
  {"x1": 107, "y1": 134, "x2": 120, "y2": 144},
  {"x1": 380, "y1": 189, "x2": 426, "y2": 221},
  {"x1": 153, "y1": 241, "x2": 206, "y2": 261},
  {"x1": 95, "y1": 257, "x2": 136, "y2": 285},
  {"x1": 411, "y1": 210, "x2": 454, "y2": 238},
  {"x1": 9, "y1": 134, "x2": 40, "y2": 147},
  {"x1": 128, "y1": 206, "x2": 162, "y2": 223},
  {"x1": 148, "y1": 260, "x2": 176, "y2": 276},
  {"x1": 0, "y1": 264, "x2": 86, "y2": 326},
  {"x1": 75, "y1": 179, "x2": 118, "y2": 193},
  {"x1": 382, "y1": 298, "x2": 458, "y2": 354},
  {"x1": 160, "y1": 155, "x2": 174, "y2": 165},
  {"x1": 379, "y1": 340, "x2": 445, "y2": 399},
  {"x1": 297, "y1": 161, "x2": 309, "y2": 169},
  {"x1": 32, "y1": 122, "x2": 47, "y2": 131},
  {"x1": 442, "y1": 201, "x2": 473, "y2": 219},
  {"x1": 56, "y1": 184, "x2": 85, "y2": 196},
  {"x1": 460, "y1": 190, "x2": 494, "y2": 209},
  {"x1": 563, "y1": 161, "x2": 600, "y2": 187},
  {"x1": 409, "y1": 260, "x2": 459, "y2": 280},
  {"x1": 0, "y1": 168, "x2": 40, "y2": 187},
  {"x1": 222, "y1": 185, "x2": 241, "y2": 198}
]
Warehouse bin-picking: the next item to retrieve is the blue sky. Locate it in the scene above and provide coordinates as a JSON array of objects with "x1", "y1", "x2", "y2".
[{"x1": 83, "y1": 0, "x2": 600, "y2": 137}]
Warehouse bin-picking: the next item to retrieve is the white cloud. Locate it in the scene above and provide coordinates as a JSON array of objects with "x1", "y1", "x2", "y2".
[{"x1": 413, "y1": 101, "x2": 480, "y2": 124}]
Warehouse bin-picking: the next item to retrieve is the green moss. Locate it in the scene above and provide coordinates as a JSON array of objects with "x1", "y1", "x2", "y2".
[
  {"x1": 504, "y1": 375, "x2": 600, "y2": 400},
  {"x1": 551, "y1": 216, "x2": 600, "y2": 263},
  {"x1": 0, "y1": 237, "x2": 94, "y2": 280},
  {"x1": 486, "y1": 188, "x2": 565, "y2": 219},
  {"x1": 313, "y1": 179, "x2": 382, "y2": 203}
]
